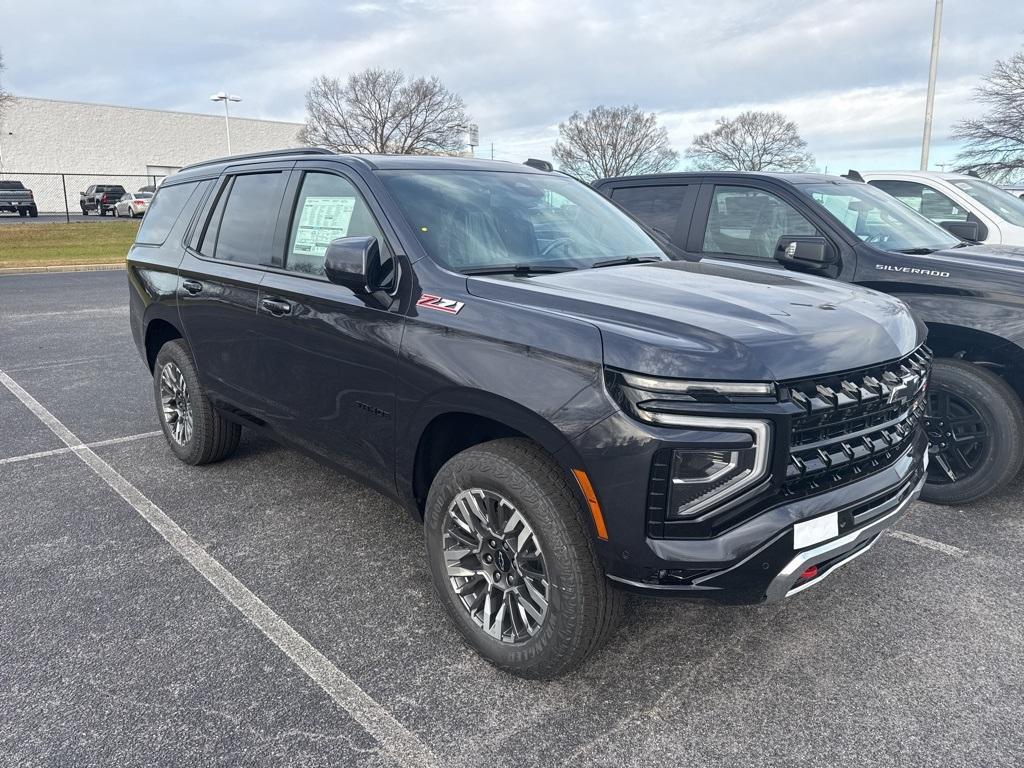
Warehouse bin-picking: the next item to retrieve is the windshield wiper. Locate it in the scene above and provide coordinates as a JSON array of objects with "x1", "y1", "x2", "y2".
[
  {"x1": 460, "y1": 264, "x2": 577, "y2": 276},
  {"x1": 591, "y1": 256, "x2": 664, "y2": 268}
]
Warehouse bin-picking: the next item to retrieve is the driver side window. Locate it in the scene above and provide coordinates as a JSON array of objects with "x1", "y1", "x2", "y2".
[{"x1": 702, "y1": 186, "x2": 816, "y2": 259}]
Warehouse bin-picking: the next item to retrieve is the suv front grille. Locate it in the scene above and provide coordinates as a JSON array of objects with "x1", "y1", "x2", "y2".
[{"x1": 781, "y1": 346, "x2": 931, "y2": 498}]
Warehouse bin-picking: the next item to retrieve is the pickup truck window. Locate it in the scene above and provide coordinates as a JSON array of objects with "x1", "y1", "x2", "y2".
[
  {"x1": 379, "y1": 170, "x2": 663, "y2": 272},
  {"x1": 800, "y1": 181, "x2": 959, "y2": 253},
  {"x1": 0, "y1": 181, "x2": 26, "y2": 190},
  {"x1": 951, "y1": 178, "x2": 1024, "y2": 227},
  {"x1": 611, "y1": 185, "x2": 687, "y2": 237},
  {"x1": 702, "y1": 186, "x2": 815, "y2": 259},
  {"x1": 285, "y1": 171, "x2": 387, "y2": 278},
  {"x1": 867, "y1": 180, "x2": 968, "y2": 223}
]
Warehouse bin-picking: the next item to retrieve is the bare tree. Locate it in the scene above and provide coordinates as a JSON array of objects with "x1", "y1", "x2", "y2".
[
  {"x1": 953, "y1": 50, "x2": 1024, "y2": 181},
  {"x1": 686, "y1": 111, "x2": 815, "y2": 172},
  {"x1": 299, "y1": 68, "x2": 470, "y2": 155},
  {"x1": 551, "y1": 105, "x2": 678, "y2": 181}
]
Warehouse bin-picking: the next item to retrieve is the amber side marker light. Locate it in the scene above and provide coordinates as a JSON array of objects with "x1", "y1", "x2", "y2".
[{"x1": 572, "y1": 469, "x2": 608, "y2": 541}]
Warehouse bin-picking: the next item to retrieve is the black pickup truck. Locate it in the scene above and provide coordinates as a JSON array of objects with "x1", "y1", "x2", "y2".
[
  {"x1": 0, "y1": 180, "x2": 38, "y2": 217},
  {"x1": 128, "y1": 151, "x2": 929, "y2": 677},
  {"x1": 595, "y1": 172, "x2": 1024, "y2": 504},
  {"x1": 80, "y1": 184, "x2": 127, "y2": 216}
]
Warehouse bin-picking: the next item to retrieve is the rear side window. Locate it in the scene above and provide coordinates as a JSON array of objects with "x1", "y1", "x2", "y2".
[
  {"x1": 611, "y1": 185, "x2": 687, "y2": 238},
  {"x1": 205, "y1": 172, "x2": 287, "y2": 265},
  {"x1": 136, "y1": 182, "x2": 200, "y2": 245}
]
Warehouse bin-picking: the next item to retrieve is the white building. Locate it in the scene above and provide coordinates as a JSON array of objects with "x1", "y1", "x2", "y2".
[{"x1": 0, "y1": 97, "x2": 303, "y2": 212}]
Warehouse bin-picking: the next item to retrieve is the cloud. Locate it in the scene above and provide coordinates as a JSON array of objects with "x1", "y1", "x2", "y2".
[{"x1": 1, "y1": 0, "x2": 1021, "y2": 171}]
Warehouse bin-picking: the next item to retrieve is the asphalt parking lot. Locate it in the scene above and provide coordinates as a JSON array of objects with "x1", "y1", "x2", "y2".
[{"x1": 1, "y1": 270, "x2": 1022, "y2": 767}]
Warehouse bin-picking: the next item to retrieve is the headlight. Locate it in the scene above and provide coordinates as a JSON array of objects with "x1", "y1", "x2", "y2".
[{"x1": 647, "y1": 414, "x2": 771, "y2": 520}]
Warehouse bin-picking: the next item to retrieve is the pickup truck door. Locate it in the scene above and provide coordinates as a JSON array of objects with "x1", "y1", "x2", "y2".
[
  {"x1": 176, "y1": 164, "x2": 291, "y2": 415},
  {"x1": 253, "y1": 164, "x2": 406, "y2": 494}
]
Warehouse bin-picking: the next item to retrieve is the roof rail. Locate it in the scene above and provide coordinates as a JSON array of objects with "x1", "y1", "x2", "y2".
[
  {"x1": 842, "y1": 169, "x2": 865, "y2": 182},
  {"x1": 179, "y1": 147, "x2": 335, "y2": 172}
]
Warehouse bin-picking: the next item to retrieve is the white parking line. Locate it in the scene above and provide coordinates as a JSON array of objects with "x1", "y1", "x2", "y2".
[
  {"x1": 0, "y1": 307, "x2": 127, "y2": 320},
  {"x1": 0, "y1": 369, "x2": 440, "y2": 768},
  {"x1": 0, "y1": 431, "x2": 163, "y2": 466},
  {"x1": 888, "y1": 529, "x2": 967, "y2": 558}
]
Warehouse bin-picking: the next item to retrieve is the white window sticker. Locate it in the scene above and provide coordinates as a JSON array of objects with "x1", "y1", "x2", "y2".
[
  {"x1": 793, "y1": 512, "x2": 839, "y2": 549},
  {"x1": 291, "y1": 196, "x2": 356, "y2": 257}
]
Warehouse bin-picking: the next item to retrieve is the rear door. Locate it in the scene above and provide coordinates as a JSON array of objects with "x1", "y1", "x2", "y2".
[
  {"x1": 177, "y1": 163, "x2": 291, "y2": 414},
  {"x1": 253, "y1": 163, "x2": 407, "y2": 491}
]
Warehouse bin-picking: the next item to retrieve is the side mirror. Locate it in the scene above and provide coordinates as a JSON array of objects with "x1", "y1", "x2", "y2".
[
  {"x1": 940, "y1": 219, "x2": 986, "y2": 242},
  {"x1": 775, "y1": 236, "x2": 839, "y2": 275},
  {"x1": 324, "y1": 236, "x2": 377, "y2": 292}
]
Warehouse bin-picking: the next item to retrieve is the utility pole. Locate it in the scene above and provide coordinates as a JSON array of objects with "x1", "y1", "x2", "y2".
[{"x1": 920, "y1": 0, "x2": 943, "y2": 170}]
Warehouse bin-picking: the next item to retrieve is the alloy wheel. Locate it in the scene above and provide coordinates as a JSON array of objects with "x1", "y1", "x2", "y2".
[
  {"x1": 159, "y1": 361, "x2": 193, "y2": 445},
  {"x1": 925, "y1": 389, "x2": 988, "y2": 485},
  {"x1": 442, "y1": 488, "x2": 549, "y2": 644}
]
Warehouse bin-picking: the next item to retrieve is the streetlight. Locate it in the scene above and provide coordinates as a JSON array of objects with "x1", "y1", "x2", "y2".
[
  {"x1": 920, "y1": 0, "x2": 943, "y2": 170},
  {"x1": 210, "y1": 91, "x2": 241, "y2": 155}
]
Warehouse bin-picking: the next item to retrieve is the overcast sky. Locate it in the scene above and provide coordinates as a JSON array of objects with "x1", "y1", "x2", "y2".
[{"x1": 2, "y1": 0, "x2": 1021, "y2": 171}]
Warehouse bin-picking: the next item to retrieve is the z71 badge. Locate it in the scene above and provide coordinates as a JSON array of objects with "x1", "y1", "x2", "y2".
[{"x1": 417, "y1": 294, "x2": 466, "y2": 314}]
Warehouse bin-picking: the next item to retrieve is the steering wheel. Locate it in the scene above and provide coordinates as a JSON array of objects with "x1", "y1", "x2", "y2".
[{"x1": 540, "y1": 237, "x2": 574, "y2": 258}]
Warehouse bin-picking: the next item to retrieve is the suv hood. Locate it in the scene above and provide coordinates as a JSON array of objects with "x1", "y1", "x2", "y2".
[{"x1": 466, "y1": 260, "x2": 922, "y2": 381}]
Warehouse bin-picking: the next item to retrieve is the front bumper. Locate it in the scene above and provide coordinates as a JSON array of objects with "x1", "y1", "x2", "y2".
[{"x1": 572, "y1": 407, "x2": 929, "y2": 603}]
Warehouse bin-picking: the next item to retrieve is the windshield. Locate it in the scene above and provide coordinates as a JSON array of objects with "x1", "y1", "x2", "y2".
[
  {"x1": 800, "y1": 181, "x2": 960, "y2": 253},
  {"x1": 378, "y1": 169, "x2": 665, "y2": 272},
  {"x1": 950, "y1": 178, "x2": 1024, "y2": 227}
]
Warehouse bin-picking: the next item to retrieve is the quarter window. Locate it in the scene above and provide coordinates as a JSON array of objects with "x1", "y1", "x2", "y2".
[
  {"x1": 285, "y1": 172, "x2": 390, "y2": 282},
  {"x1": 702, "y1": 186, "x2": 816, "y2": 259},
  {"x1": 611, "y1": 185, "x2": 687, "y2": 238},
  {"x1": 135, "y1": 182, "x2": 200, "y2": 246}
]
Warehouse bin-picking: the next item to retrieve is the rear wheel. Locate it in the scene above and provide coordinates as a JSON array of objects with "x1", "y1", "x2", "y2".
[
  {"x1": 81, "y1": 205, "x2": 88, "y2": 216},
  {"x1": 153, "y1": 339, "x2": 241, "y2": 465},
  {"x1": 923, "y1": 358, "x2": 1024, "y2": 505},
  {"x1": 28, "y1": 207, "x2": 38, "y2": 218},
  {"x1": 424, "y1": 438, "x2": 621, "y2": 679}
]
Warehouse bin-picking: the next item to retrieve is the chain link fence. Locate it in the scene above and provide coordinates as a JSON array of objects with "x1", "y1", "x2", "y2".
[{"x1": 0, "y1": 172, "x2": 170, "y2": 220}]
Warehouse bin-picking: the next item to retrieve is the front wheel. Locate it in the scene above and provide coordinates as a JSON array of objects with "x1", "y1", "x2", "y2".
[
  {"x1": 153, "y1": 339, "x2": 241, "y2": 465},
  {"x1": 424, "y1": 438, "x2": 621, "y2": 679},
  {"x1": 923, "y1": 358, "x2": 1024, "y2": 505}
]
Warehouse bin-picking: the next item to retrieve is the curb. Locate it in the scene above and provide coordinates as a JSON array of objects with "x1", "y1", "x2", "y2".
[{"x1": 0, "y1": 263, "x2": 126, "y2": 275}]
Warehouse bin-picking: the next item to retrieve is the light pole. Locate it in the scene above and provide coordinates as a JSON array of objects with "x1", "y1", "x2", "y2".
[
  {"x1": 210, "y1": 91, "x2": 241, "y2": 155},
  {"x1": 920, "y1": 0, "x2": 943, "y2": 170}
]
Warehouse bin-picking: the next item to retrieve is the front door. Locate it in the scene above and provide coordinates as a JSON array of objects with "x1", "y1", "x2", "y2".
[{"x1": 254, "y1": 167, "x2": 406, "y2": 492}]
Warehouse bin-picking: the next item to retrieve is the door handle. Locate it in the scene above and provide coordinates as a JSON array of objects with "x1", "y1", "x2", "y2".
[
  {"x1": 260, "y1": 298, "x2": 292, "y2": 316},
  {"x1": 182, "y1": 279, "x2": 203, "y2": 295}
]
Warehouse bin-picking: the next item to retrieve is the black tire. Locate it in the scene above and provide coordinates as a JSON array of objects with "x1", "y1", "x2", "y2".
[
  {"x1": 153, "y1": 339, "x2": 241, "y2": 465},
  {"x1": 923, "y1": 358, "x2": 1024, "y2": 505},
  {"x1": 113, "y1": 206, "x2": 120, "y2": 218},
  {"x1": 81, "y1": 205, "x2": 88, "y2": 216},
  {"x1": 424, "y1": 438, "x2": 622, "y2": 679},
  {"x1": 28, "y1": 207, "x2": 38, "y2": 218},
  {"x1": 18, "y1": 208, "x2": 27, "y2": 217},
  {"x1": 98, "y1": 206, "x2": 106, "y2": 216}
]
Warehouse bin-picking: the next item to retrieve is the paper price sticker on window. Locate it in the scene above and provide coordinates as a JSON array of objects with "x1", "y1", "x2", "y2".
[{"x1": 291, "y1": 196, "x2": 356, "y2": 257}]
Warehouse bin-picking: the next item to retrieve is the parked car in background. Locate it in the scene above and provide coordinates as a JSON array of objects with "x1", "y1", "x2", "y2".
[
  {"x1": 0, "y1": 180, "x2": 39, "y2": 217},
  {"x1": 855, "y1": 170, "x2": 1024, "y2": 247},
  {"x1": 114, "y1": 191, "x2": 153, "y2": 218},
  {"x1": 80, "y1": 184, "x2": 128, "y2": 216},
  {"x1": 596, "y1": 171, "x2": 1024, "y2": 505},
  {"x1": 1003, "y1": 185, "x2": 1024, "y2": 199},
  {"x1": 128, "y1": 150, "x2": 929, "y2": 678}
]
